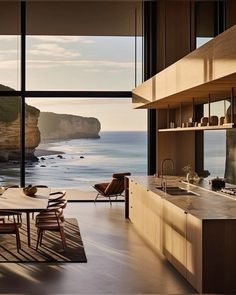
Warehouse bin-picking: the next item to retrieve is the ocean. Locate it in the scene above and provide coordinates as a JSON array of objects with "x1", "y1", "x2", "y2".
[
  {"x1": 0, "y1": 130, "x2": 227, "y2": 189},
  {"x1": 204, "y1": 130, "x2": 226, "y2": 178},
  {"x1": 26, "y1": 131, "x2": 147, "y2": 190}
]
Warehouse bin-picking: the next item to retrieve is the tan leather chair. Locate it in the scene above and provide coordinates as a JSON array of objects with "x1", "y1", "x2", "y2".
[{"x1": 93, "y1": 172, "x2": 131, "y2": 205}]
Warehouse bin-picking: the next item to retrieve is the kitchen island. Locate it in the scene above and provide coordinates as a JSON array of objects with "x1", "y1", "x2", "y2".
[{"x1": 128, "y1": 176, "x2": 236, "y2": 293}]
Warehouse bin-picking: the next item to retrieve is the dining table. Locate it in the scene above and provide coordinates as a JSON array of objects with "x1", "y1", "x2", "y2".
[{"x1": 0, "y1": 187, "x2": 51, "y2": 247}]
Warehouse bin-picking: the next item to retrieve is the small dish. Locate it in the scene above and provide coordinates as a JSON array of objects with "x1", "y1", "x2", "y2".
[{"x1": 23, "y1": 185, "x2": 37, "y2": 197}]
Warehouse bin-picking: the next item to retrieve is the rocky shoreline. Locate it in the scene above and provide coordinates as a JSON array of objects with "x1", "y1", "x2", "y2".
[{"x1": 34, "y1": 148, "x2": 65, "y2": 157}]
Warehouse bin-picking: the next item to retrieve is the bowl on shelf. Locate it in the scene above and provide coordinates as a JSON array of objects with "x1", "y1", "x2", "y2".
[
  {"x1": 23, "y1": 185, "x2": 37, "y2": 197},
  {"x1": 209, "y1": 116, "x2": 218, "y2": 126}
]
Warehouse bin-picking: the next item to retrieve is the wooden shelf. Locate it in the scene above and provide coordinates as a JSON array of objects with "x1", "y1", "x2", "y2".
[{"x1": 158, "y1": 123, "x2": 235, "y2": 132}]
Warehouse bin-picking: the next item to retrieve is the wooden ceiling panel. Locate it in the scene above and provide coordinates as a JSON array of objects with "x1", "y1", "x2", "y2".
[{"x1": 0, "y1": 1, "x2": 142, "y2": 36}]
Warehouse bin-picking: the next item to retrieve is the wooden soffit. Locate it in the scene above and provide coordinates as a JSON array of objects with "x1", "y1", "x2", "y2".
[{"x1": 132, "y1": 24, "x2": 236, "y2": 109}]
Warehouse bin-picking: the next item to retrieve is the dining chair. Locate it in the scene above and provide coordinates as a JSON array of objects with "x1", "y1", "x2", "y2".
[
  {"x1": 48, "y1": 191, "x2": 66, "y2": 204},
  {"x1": 35, "y1": 200, "x2": 67, "y2": 251},
  {"x1": 0, "y1": 210, "x2": 22, "y2": 252},
  {"x1": 93, "y1": 172, "x2": 131, "y2": 205},
  {"x1": 46, "y1": 200, "x2": 67, "y2": 222},
  {"x1": 1, "y1": 186, "x2": 22, "y2": 222},
  {"x1": 27, "y1": 185, "x2": 48, "y2": 219}
]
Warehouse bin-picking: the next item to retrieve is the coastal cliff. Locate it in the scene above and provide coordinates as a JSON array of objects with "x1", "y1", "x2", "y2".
[
  {"x1": 38, "y1": 112, "x2": 101, "y2": 141},
  {"x1": 0, "y1": 85, "x2": 40, "y2": 161}
]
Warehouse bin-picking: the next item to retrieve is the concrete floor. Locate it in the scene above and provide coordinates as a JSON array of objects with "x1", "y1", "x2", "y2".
[{"x1": 0, "y1": 202, "x2": 196, "y2": 294}]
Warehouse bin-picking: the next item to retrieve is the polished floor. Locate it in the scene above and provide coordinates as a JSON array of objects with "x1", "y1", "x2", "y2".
[{"x1": 0, "y1": 202, "x2": 196, "y2": 294}]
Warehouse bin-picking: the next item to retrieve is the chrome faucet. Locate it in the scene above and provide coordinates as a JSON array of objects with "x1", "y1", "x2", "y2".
[{"x1": 161, "y1": 158, "x2": 174, "y2": 191}]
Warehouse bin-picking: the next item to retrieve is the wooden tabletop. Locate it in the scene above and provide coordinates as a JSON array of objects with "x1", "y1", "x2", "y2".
[{"x1": 0, "y1": 188, "x2": 50, "y2": 211}]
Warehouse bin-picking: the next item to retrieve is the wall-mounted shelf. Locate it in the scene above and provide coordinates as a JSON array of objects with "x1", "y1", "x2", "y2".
[{"x1": 158, "y1": 123, "x2": 235, "y2": 132}]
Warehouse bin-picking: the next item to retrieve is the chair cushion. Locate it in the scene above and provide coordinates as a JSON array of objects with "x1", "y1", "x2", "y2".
[
  {"x1": 104, "y1": 179, "x2": 124, "y2": 196},
  {"x1": 94, "y1": 183, "x2": 109, "y2": 194},
  {"x1": 112, "y1": 172, "x2": 131, "y2": 179}
]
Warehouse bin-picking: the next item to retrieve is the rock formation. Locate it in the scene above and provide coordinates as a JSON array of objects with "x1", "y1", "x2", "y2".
[
  {"x1": 0, "y1": 85, "x2": 40, "y2": 162},
  {"x1": 38, "y1": 112, "x2": 101, "y2": 141}
]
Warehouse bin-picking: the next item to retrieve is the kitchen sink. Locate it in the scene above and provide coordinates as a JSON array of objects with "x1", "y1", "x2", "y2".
[{"x1": 156, "y1": 186, "x2": 197, "y2": 196}]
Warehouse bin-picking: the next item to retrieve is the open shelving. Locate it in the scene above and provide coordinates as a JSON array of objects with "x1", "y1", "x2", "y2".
[{"x1": 132, "y1": 25, "x2": 236, "y2": 133}]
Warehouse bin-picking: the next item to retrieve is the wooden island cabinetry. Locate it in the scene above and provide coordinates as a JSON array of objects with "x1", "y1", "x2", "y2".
[
  {"x1": 128, "y1": 177, "x2": 236, "y2": 293},
  {"x1": 129, "y1": 179, "x2": 202, "y2": 292},
  {"x1": 129, "y1": 180, "x2": 162, "y2": 253},
  {"x1": 162, "y1": 200, "x2": 188, "y2": 279}
]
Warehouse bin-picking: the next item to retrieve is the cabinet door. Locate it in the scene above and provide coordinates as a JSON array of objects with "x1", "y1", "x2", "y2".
[
  {"x1": 149, "y1": 191, "x2": 162, "y2": 252},
  {"x1": 142, "y1": 190, "x2": 162, "y2": 252},
  {"x1": 186, "y1": 214, "x2": 202, "y2": 293},
  {"x1": 129, "y1": 181, "x2": 163, "y2": 252},
  {"x1": 129, "y1": 180, "x2": 135, "y2": 221},
  {"x1": 171, "y1": 204, "x2": 187, "y2": 278},
  {"x1": 129, "y1": 181, "x2": 146, "y2": 232},
  {"x1": 162, "y1": 200, "x2": 187, "y2": 277},
  {"x1": 162, "y1": 200, "x2": 173, "y2": 262}
]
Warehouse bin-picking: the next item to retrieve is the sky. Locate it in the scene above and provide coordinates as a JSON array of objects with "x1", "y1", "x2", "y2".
[
  {"x1": 0, "y1": 36, "x2": 223, "y2": 131},
  {"x1": 0, "y1": 35, "x2": 146, "y2": 131}
]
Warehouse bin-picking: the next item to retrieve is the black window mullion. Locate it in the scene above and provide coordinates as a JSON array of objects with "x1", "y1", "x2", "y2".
[{"x1": 20, "y1": 1, "x2": 26, "y2": 187}]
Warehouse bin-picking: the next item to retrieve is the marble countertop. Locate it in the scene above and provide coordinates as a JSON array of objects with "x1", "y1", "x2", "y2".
[{"x1": 129, "y1": 176, "x2": 236, "y2": 220}]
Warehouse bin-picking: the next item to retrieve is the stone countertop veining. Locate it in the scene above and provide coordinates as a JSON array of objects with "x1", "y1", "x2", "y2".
[{"x1": 128, "y1": 175, "x2": 236, "y2": 220}]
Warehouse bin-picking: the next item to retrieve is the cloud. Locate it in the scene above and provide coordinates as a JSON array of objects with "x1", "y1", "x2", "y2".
[
  {"x1": 0, "y1": 57, "x2": 141, "y2": 71},
  {"x1": 28, "y1": 43, "x2": 81, "y2": 58},
  {"x1": 0, "y1": 36, "x2": 18, "y2": 41},
  {"x1": 0, "y1": 60, "x2": 19, "y2": 69},
  {"x1": 26, "y1": 59, "x2": 141, "y2": 71},
  {"x1": 0, "y1": 49, "x2": 18, "y2": 55},
  {"x1": 28, "y1": 36, "x2": 96, "y2": 44}
]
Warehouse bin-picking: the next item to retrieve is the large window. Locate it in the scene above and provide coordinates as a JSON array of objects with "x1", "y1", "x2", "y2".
[{"x1": 0, "y1": 1, "x2": 146, "y2": 189}]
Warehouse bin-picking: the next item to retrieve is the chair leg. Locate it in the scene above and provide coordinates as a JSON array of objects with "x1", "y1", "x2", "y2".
[
  {"x1": 40, "y1": 230, "x2": 44, "y2": 246},
  {"x1": 16, "y1": 230, "x2": 21, "y2": 252},
  {"x1": 94, "y1": 193, "x2": 99, "y2": 203},
  {"x1": 109, "y1": 196, "x2": 112, "y2": 206},
  {"x1": 59, "y1": 227, "x2": 67, "y2": 251},
  {"x1": 36, "y1": 229, "x2": 42, "y2": 250}
]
